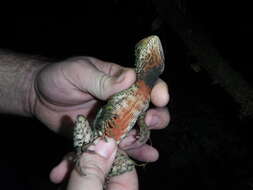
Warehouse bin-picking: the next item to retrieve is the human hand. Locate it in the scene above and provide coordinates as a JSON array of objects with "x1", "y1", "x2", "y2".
[
  {"x1": 31, "y1": 56, "x2": 170, "y2": 181},
  {"x1": 65, "y1": 137, "x2": 138, "y2": 190}
]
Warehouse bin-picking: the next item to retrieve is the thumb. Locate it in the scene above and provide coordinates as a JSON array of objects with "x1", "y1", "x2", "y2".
[
  {"x1": 67, "y1": 138, "x2": 117, "y2": 190},
  {"x1": 85, "y1": 66, "x2": 136, "y2": 100}
]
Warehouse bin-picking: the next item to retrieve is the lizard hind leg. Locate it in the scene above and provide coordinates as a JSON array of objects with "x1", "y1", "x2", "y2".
[
  {"x1": 136, "y1": 112, "x2": 151, "y2": 144},
  {"x1": 108, "y1": 150, "x2": 135, "y2": 178}
]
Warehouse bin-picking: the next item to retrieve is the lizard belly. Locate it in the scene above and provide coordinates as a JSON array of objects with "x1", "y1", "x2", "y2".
[{"x1": 105, "y1": 80, "x2": 151, "y2": 142}]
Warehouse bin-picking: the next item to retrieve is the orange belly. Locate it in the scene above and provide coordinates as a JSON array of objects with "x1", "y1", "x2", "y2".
[{"x1": 105, "y1": 80, "x2": 151, "y2": 142}]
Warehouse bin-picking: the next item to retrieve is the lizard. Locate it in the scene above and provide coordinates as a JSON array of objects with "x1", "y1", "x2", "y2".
[{"x1": 73, "y1": 35, "x2": 165, "y2": 180}]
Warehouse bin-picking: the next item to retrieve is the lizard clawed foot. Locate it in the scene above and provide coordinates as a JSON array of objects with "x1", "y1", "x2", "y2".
[{"x1": 119, "y1": 129, "x2": 150, "y2": 150}]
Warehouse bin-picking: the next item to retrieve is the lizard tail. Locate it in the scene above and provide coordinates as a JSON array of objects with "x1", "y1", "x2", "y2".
[{"x1": 134, "y1": 35, "x2": 165, "y2": 88}]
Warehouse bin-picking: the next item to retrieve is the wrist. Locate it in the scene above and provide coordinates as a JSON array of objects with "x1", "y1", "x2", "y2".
[
  {"x1": 23, "y1": 61, "x2": 47, "y2": 117},
  {"x1": 0, "y1": 50, "x2": 48, "y2": 116}
]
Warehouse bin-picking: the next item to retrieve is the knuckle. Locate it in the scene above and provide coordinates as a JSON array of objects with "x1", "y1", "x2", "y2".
[
  {"x1": 65, "y1": 56, "x2": 93, "y2": 69},
  {"x1": 97, "y1": 73, "x2": 111, "y2": 100}
]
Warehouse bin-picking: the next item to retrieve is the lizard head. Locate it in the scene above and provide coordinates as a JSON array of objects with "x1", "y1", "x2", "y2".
[{"x1": 134, "y1": 35, "x2": 165, "y2": 87}]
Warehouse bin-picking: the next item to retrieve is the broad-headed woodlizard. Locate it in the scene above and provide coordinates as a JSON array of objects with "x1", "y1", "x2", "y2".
[{"x1": 73, "y1": 35, "x2": 165, "y2": 181}]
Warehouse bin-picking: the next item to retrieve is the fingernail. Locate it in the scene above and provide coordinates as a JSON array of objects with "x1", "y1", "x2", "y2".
[{"x1": 92, "y1": 138, "x2": 116, "y2": 159}]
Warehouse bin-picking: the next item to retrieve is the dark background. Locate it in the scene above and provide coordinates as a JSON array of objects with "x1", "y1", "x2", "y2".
[{"x1": 0, "y1": 1, "x2": 253, "y2": 189}]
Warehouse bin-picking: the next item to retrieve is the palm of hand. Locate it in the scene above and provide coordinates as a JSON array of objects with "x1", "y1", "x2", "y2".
[{"x1": 33, "y1": 58, "x2": 99, "y2": 134}]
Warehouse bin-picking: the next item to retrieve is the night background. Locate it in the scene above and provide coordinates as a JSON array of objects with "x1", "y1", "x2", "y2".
[{"x1": 0, "y1": 0, "x2": 253, "y2": 189}]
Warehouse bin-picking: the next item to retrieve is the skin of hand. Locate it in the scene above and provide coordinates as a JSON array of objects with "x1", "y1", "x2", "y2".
[
  {"x1": 66, "y1": 137, "x2": 138, "y2": 190},
  {"x1": 30, "y1": 56, "x2": 170, "y2": 183}
]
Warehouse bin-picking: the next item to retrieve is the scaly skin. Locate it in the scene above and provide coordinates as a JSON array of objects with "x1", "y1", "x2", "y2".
[{"x1": 73, "y1": 35, "x2": 165, "y2": 181}]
